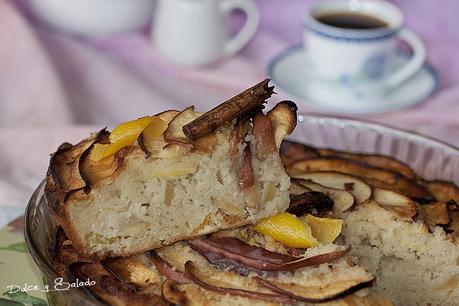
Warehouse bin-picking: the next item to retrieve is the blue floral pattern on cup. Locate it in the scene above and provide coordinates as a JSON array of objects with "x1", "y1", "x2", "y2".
[
  {"x1": 362, "y1": 51, "x2": 387, "y2": 80},
  {"x1": 337, "y1": 51, "x2": 388, "y2": 86}
]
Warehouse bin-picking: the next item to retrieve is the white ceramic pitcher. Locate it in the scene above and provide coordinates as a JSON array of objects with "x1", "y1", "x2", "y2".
[{"x1": 152, "y1": 0, "x2": 260, "y2": 66}]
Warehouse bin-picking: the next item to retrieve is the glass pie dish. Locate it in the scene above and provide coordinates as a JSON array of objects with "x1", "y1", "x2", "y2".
[{"x1": 24, "y1": 115, "x2": 459, "y2": 305}]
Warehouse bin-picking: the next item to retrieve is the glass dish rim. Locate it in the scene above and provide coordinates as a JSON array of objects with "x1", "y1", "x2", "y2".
[
  {"x1": 23, "y1": 113, "x2": 459, "y2": 303},
  {"x1": 296, "y1": 113, "x2": 459, "y2": 153}
]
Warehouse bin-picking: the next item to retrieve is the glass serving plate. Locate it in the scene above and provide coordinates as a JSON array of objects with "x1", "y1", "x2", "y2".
[{"x1": 24, "y1": 115, "x2": 459, "y2": 305}]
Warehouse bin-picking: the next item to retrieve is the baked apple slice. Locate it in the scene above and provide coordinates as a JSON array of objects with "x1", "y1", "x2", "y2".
[
  {"x1": 255, "y1": 271, "x2": 374, "y2": 304},
  {"x1": 318, "y1": 148, "x2": 417, "y2": 179},
  {"x1": 288, "y1": 157, "x2": 431, "y2": 200},
  {"x1": 422, "y1": 180, "x2": 459, "y2": 204},
  {"x1": 417, "y1": 202, "x2": 450, "y2": 231},
  {"x1": 292, "y1": 178, "x2": 355, "y2": 212},
  {"x1": 138, "y1": 110, "x2": 178, "y2": 156},
  {"x1": 266, "y1": 101, "x2": 298, "y2": 149},
  {"x1": 290, "y1": 171, "x2": 371, "y2": 205},
  {"x1": 279, "y1": 140, "x2": 319, "y2": 167},
  {"x1": 164, "y1": 106, "x2": 203, "y2": 146},
  {"x1": 373, "y1": 187, "x2": 417, "y2": 220},
  {"x1": 289, "y1": 179, "x2": 312, "y2": 195}
]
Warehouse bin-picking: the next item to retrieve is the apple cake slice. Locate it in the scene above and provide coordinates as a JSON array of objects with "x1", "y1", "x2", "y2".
[{"x1": 45, "y1": 80, "x2": 297, "y2": 259}]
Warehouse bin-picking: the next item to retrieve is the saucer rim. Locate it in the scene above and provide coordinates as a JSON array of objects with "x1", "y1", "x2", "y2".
[{"x1": 267, "y1": 44, "x2": 438, "y2": 114}]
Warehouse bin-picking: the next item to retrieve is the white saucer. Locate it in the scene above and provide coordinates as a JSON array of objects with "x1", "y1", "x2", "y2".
[{"x1": 268, "y1": 45, "x2": 438, "y2": 114}]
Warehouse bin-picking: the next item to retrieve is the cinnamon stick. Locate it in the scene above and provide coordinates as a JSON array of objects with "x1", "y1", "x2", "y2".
[{"x1": 183, "y1": 79, "x2": 274, "y2": 141}]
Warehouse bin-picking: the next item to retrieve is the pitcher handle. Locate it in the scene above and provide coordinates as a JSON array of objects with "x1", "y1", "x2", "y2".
[{"x1": 220, "y1": 0, "x2": 260, "y2": 56}]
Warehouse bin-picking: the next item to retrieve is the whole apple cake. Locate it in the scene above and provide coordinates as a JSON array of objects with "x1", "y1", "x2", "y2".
[{"x1": 45, "y1": 80, "x2": 459, "y2": 306}]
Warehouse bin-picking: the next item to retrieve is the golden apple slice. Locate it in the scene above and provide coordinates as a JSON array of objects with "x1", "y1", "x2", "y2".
[
  {"x1": 304, "y1": 214, "x2": 343, "y2": 244},
  {"x1": 89, "y1": 116, "x2": 156, "y2": 161},
  {"x1": 254, "y1": 212, "x2": 320, "y2": 248}
]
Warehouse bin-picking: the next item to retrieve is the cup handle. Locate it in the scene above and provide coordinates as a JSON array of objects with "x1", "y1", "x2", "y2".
[
  {"x1": 385, "y1": 28, "x2": 426, "y2": 89},
  {"x1": 220, "y1": 0, "x2": 260, "y2": 56}
]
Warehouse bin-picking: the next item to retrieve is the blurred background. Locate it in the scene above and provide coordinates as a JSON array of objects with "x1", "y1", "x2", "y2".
[{"x1": 0, "y1": 0, "x2": 458, "y2": 226}]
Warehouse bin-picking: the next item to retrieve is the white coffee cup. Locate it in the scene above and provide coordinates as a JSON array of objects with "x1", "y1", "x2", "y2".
[
  {"x1": 152, "y1": 0, "x2": 260, "y2": 66},
  {"x1": 304, "y1": 0, "x2": 425, "y2": 93}
]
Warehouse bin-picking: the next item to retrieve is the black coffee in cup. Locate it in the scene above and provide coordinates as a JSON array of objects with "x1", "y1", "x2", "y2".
[{"x1": 316, "y1": 12, "x2": 388, "y2": 29}]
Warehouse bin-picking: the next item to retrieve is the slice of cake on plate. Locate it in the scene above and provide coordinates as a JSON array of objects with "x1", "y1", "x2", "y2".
[{"x1": 45, "y1": 79, "x2": 297, "y2": 259}]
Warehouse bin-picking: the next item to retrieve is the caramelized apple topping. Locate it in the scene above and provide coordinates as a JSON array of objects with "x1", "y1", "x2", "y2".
[
  {"x1": 252, "y1": 112, "x2": 277, "y2": 160},
  {"x1": 318, "y1": 148, "x2": 417, "y2": 179},
  {"x1": 149, "y1": 252, "x2": 192, "y2": 285},
  {"x1": 69, "y1": 261, "x2": 168, "y2": 305},
  {"x1": 287, "y1": 191, "x2": 334, "y2": 216},
  {"x1": 373, "y1": 188, "x2": 418, "y2": 220},
  {"x1": 138, "y1": 110, "x2": 178, "y2": 156},
  {"x1": 229, "y1": 119, "x2": 249, "y2": 162},
  {"x1": 289, "y1": 157, "x2": 431, "y2": 201},
  {"x1": 48, "y1": 133, "x2": 100, "y2": 193},
  {"x1": 163, "y1": 106, "x2": 202, "y2": 147},
  {"x1": 447, "y1": 211, "x2": 459, "y2": 239},
  {"x1": 238, "y1": 145, "x2": 254, "y2": 189},
  {"x1": 289, "y1": 180, "x2": 312, "y2": 196},
  {"x1": 423, "y1": 180, "x2": 459, "y2": 204},
  {"x1": 184, "y1": 261, "x2": 296, "y2": 304},
  {"x1": 254, "y1": 272, "x2": 374, "y2": 304},
  {"x1": 80, "y1": 152, "x2": 121, "y2": 188},
  {"x1": 280, "y1": 140, "x2": 319, "y2": 167},
  {"x1": 417, "y1": 202, "x2": 451, "y2": 231},
  {"x1": 161, "y1": 280, "x2": 188, "y2": 305},
  {"x1": 291, "y1": 171, "x2": 371, "y2": 205},
  {"x1": 292, "y1": 178, "x2": 355, "y2": 212},
  {"x1": 266, "y1": 101, "x2": 298, "y2": 149}
]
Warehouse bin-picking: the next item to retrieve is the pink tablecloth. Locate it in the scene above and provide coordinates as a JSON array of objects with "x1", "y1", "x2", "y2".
[{"x1": 0, "y1": 0, "x2": 458, "y2": 225}]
